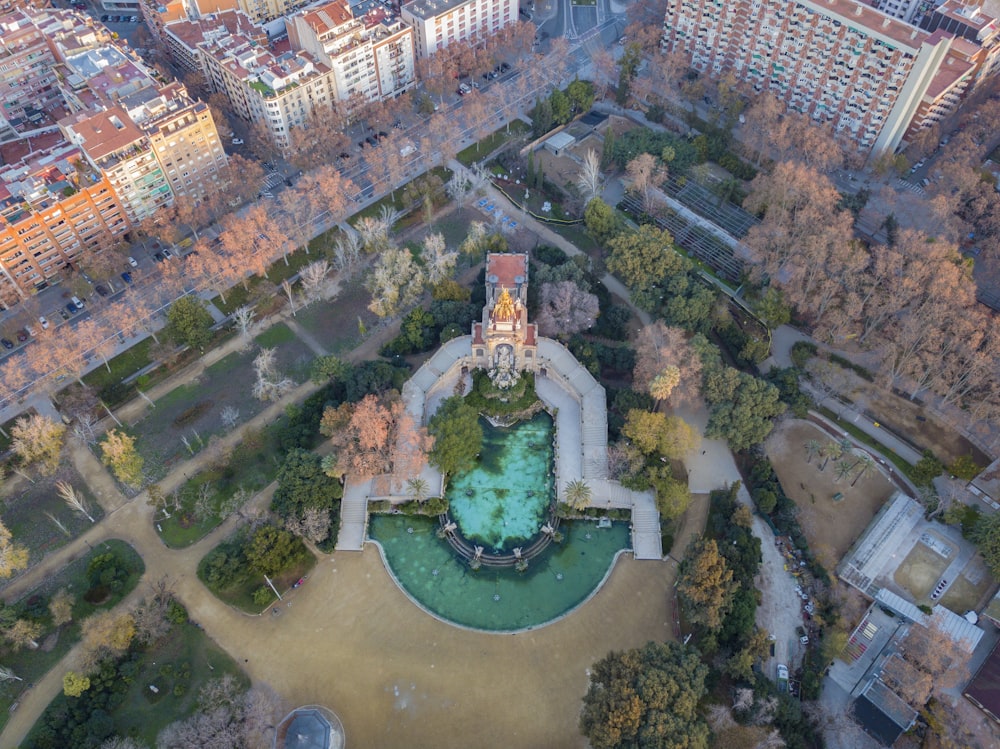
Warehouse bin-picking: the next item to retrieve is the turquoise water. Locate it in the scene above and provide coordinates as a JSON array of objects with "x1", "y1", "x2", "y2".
[
  {"x1": 446, "y1": 412, "x2": 555, "y2": 552},
  {"x1": 369, "y1": 515, "x2": 630, "y2": 631}
]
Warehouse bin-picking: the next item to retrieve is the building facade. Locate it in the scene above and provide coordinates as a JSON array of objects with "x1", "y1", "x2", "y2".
[
  {"x1": 401, "y1": 0, "x2": 516, "y2": 58},
  {"x1": 0, "y1": 142, "x2": 128, "y2": 300},
  {"x1": 661, "y1": 0, "x2": 957, "y2": 153}
]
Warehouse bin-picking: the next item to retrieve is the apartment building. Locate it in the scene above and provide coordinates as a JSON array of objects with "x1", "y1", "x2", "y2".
[
  {"x1": 920, "y1": 0, "x2": 1000, "y2": 91},
  {"x1": 288, "y1": 0, "x2": 415, "y2": 100},
  {"x1": 0, "y1": 138, "x2": 128, "y2": 299},
  {"x1": 401, "y1": 0, "x2": 516, "y2": 58},
  {"x1": 662, "y1": 0, "x2": 956, "y2": 153}
]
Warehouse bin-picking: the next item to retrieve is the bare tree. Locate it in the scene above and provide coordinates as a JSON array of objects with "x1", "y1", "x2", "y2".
[
  {"x1": 251, "y1": 348, "x2": 295, "y2": 402},
  {"x1": 56, "y1": 481, "x2": 95, "y2": 523},
  {"x1": 299, "y1": 260, "x2": 330, "y2": 304},
  {"x1": 576, "y1": 149, "x2": 604, "y2": 204},
  {"x1": 331, "y1": 232, "x2": 362, "y2": 274},
  {"x1": 232, "y1": 306, "x2": 256, "y2": 350},
  {"x1": 365, "y1": 247, "x2": 426, "y2": 318},
  {"x1": 0, "y1": 665, "x2": 22, "y2": 683},
  {"x1": 422, "y1": 233, "x2": 458, "y2": 286},
  {"x1": 633, "y1": 321, "x2": 703, "y2": 406},
  {"x1": 220, "y1": 406, "x2": 240, "y2": 431},
  {"x1": 535, "y1": 281, "x2": 599, "y2": 337},
  {"x1": 285, "y1": 506, "x2": 332, "y2": 545}
]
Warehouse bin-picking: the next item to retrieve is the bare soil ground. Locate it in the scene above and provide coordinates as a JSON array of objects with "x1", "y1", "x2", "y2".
[
  {"x1": 893, "y1": 543, "x2": 951, "y2": 601},
  {"x1": 765, "y1": 420, "x2": 896, "y2": 569}
]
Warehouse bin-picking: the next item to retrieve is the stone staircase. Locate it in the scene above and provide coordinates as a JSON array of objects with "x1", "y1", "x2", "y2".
[
  {"x1": 631, "y1": 492, "x2": 663, "y2": 560},
  {"x1": 336, "y1": 485, "x2": 369, "y2": 551}
]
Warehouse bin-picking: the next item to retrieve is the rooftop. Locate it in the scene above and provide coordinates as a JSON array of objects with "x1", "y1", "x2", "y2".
[
  {"x1": 402, "y1": 0, "x2": 476, "y2": 21},
  {"x1": 856, "y1": 678, "x2": 918, "y2": 744},
  {"x1": 801, "y1": 0, "x2": 931, "y2": 50},
  {"x1": 60, "y1": 106, "x2": 145, "y2": 161},
  {"x1": 965, "y1": 639, "x2": 1000, "y2": 723},
  {"x1": 486, "y1": 253, "x2": 528, "y2": 288}
]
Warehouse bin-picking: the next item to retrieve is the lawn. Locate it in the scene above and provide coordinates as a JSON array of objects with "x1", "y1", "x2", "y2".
[
  {"x1": 0, "y1": 540, "x2": 144, "y2": 732},
  {"x1": 82, "y1": 338, "x2": 153, "y2": 392},
  {"x1": 296, "y1": 278, "x2": 378, "y2": 355},
  {"x1": 128, "y1": 322, "x2": 312, "y2": 480},
  {"x1": 198, "y1": 528, "x2": 317, "y2": 614},
  {"x1": 457, "y1": 121, "x2": 530, "y2": 167},
  {"x1": 0, "y1": 460, "x2": 104, "y2": 574},
  {"x1": 111, "y1": 621, "x2": 249, "y2": 745}
]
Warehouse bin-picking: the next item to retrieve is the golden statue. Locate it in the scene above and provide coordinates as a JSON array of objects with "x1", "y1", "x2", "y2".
[{"x1": 493, "y1": 287, "x2": 516, "y2": 322}]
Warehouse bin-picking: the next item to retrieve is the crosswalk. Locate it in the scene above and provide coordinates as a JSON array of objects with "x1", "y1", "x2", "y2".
[
  {"x1": 894, "y1": 178, "x2": 926, "y2": 197},
  {"x1": 262, "y1": 172, "x2": 283, "y2": 191}
]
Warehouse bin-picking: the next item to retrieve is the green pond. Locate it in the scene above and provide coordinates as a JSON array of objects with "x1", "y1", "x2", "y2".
[
  {"x1": 369, "y1": 515, "x2": 630, "y2": 631},
  {"x1": 446, "y1": 412, "x2": 555, "y2": 553},
  {"x1": 369, "y1": 410, "x2": 630, "y2": 630}
]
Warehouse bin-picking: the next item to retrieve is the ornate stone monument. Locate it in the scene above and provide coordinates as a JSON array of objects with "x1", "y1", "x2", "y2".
[{"x1": 471, "y1": 253, "x2": 538, "y2": 378}]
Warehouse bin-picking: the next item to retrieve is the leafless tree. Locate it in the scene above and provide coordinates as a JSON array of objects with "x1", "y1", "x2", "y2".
[
  {"x1": 299, "y1": 260, "x2": 330, "y2": 304},
  {"x1": 535, "y1": 281, "x2": 599, "y2": 337},
  {"x1": 285, "y1": 506, "x2": 331, "y2": 545},
  {"x1": 220, "y1": 406, "x2": 240, "y2": 431},
  {"x1": 422, "y1": 233, "x2": 458, "y2": 286},
  {"x1": 0, "y1": 665, "x2": 22, "y2": 683},
  {"x1": 331, "y1": 232, "x2": 362, "y2": 274},
  {"x1": 56, "y1": 481, "x2": 95, "y2": 523},
  {"x1": 576, "y1": 149, "x2": 604, "y2": 204},
  {"x1": 102, "y1": 737, "x2": 150, "y2": 749},
  {"x1": 366, "y1": 247, "x2": 426, "y2": 318},
  {"x1": 232, "y1": 306, "x2": 256, "y2": 350},
  {"x1": 251, "y1": 348, "x2": 295, "y2": 402}
]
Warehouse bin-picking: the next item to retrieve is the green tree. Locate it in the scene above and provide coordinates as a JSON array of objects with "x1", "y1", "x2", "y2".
[
  {"x1": 949, "y1": 454, "x2": 982, "y2": 481},
  {"x1": 428, "y1": 396, "x2": 482, "y2": 476},
  {"x1": 703, "y1": 368, "x2": 785, "y2": 450},
  {"x1": 580, "y1": 641, "x2": 709, "y2": 749},
  {"x1": 973, "y1": 512, "x2": 1000, "y2": 577},
  {"x1": 99, "y1": 429, "x2": 144, "y2": 488},
  {"x1": 246, "y1": 525, "x2": 305, "y2": 577},
  {"x1": 912, "y1": 450, "x2": 944, "y2": 487},
  {"x1": 677, "y1": 537, "x2": 736, "y2": 630},
  {"x1": 601, "y1": 127, "x2": 616, "y2": 169},
  {"x1": 754, "y1": 286, "x2": 792, "y2": 329},
  {"x1": 0, "y1": 521, "x2": 29, "y2": 579},
  {"x1": 532, "y1": 98, "x2": 553, "y2": 137},
  {"x1": 567, "y1": 79, "x2": 595, "y2": 114},
  {"x1": 649, "y1": 465, "x2": 691, "y2": 520},
  {"x1": 63, "y1": 671, "x2": 91, "y2": 697},
  {"x1": 606, "y1": 225, "x2": 687, "y2": 304},
  {"x1": 550, "y1": 89, "x2": 571, "y2": 125},
  {"x1": 165, "y1": 296, "x2": 213, "y2": 349},
  {"x1": 309, "y1": 355, "x2": 350, "y2": 385},
  {"x1": 271, "y1": 448, "x2": 341, "y2": 523},
  {"x1": 616, "y1": 43, "x2": 642, "y2": 106},
  {"x1": 584, "y1": 198, "x2": 619, "y2": 244}
]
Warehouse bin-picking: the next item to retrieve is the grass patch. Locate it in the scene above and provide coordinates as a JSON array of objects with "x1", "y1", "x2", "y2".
[
  {"x1": 0, "y1": 540, "x2": 144, "y2": 732},
  {"x1": 156, "y1": 428, "x2": 284, "y2": 549},
  {"x1": 254, "y1": 322, "x2": 296, "y2": 348},
  {"x1": 198, "y1": 526, "x2": 316, "y2": 614},
  {"x1": 113, "y1": 621, "x2": 249, "y2": 744},
  {"x1": 82, "y1": 338, "x2": 153, "y2": 391},
  {"x1": 546, "y1": 222, "x2": 602, "y2": 255},
  {"x1": 296, "y1": 278, "x2": 377, "y2": 355},
  {"x1": 23, "y1": 619, "x2": 247, "y2": 748},
  {"x1": 457, "y1": 123, "x2": 527, "y2": 167}
]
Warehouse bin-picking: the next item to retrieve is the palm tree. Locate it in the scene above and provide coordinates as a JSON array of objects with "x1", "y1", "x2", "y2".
[
  {"x1": 850, "y1": 454, "x2": 877, "y2": 487},
  {"x1": 834, "y1": 460, "x2": 854, "y2": 483},
  {"x1": 564, "y1": 479, "x2": 593, "y2": 511},
  {"x1": 819, "y1": 442, "x2": 841, "y2": 471},
  {"x1": 406, "y1": 477, "x2": 429, "y2": 502},
  {"x1": 804, "y1": 440, "x2": 822, "y2": 464}
]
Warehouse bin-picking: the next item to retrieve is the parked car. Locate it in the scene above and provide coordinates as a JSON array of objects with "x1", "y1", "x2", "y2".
[
  {"x1": 121, "y1": 271, "x2": 133, "y2": 284},
  {"x1": 59, "y1": 308, "x2": 70, "y2": 320},
  {"x1": 95, "y1": 284, "x2": 109, "y2": 297},
  {"x1": 153, "y1": 251, "x2": 165, "y2": 262},
  {"x1": 38, "y1": 316, "x2": 49, "y2": 330},
  {"x1": 71, "y1": 296, "x2": 85, "y2": 310},
  {"x1": 365, "y1": 135, "x2": 378, "y2": 147},
  {"x1": 128, "y1": 255, "x2": 138, "y2": 267},
  {"x1": 162, "y1": 248, "x2": 173, "y2": 260},
  {"x1": 231, "y1": 138, "x2": 244, "y2": 145},
  {"x1": 17, "y1": 329, "x2": 28, "y2": 341},
  {"x1": 1, "y1": 339, "x2": 13, "y2": 350}
]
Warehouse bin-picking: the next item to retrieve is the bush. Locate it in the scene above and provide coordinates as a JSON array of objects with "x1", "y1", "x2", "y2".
[
  {"x1": 912, "y1": 449, "x2": 944, "y2": 487},
  {"x1": 790, "y1": 341, "x2": 817, "y2": 368}
]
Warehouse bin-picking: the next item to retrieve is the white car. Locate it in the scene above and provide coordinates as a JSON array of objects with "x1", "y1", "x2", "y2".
[
  {"x1": 231, "y1": 138, "x2": 244, "y2": 145},
  {"x1": 38, "y1": 316, "x2": 49, "y2": 330},
  {"x1": 128, "y1": 256, "x2": 138, "y2": 267}
]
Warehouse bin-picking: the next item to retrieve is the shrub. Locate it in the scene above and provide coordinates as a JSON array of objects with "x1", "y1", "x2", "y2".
[
  {"x1": 173, "y1": 400, "x2": 213, "y2": 427},
  {"x1": 790, "y1": 341, "x2": 817, "y2": 368}
]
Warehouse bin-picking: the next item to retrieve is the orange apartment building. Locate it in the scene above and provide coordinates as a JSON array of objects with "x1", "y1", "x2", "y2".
[{"x1": 0, "y1": 141, "x2": 127, "y2": 302}]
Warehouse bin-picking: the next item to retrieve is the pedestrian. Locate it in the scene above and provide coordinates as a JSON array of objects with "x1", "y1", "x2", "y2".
[{"x1": 702, "y1": 450, "x2": 706, "y2": 455}]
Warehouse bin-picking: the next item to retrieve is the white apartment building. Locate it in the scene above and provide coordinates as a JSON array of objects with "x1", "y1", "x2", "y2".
[
  {"x1": 401, "y1": 0, "x2": 516, "y2": 58},
  {"x1": 288, "y1": 0, "x2": 415, "y2": 100},
  {"x1": 662, "y1": 0, "x2": 956, "y2": 153}
]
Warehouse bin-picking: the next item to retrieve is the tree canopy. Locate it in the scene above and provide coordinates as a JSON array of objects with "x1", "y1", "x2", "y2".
[
  {"x1": 271, "y1": 448, "x2": 342, "y2": 523},
  {"x1": 703, "y1": 368, "x2": 785, "y2": 450},
  {"x1": 606, "y1": 226, "x2": 688, "y2": 306},
  {"x1": 580, "y1": 641, "x2": 710, "y2": 749},
  {"x1": 677, "y1": 537, "x2": 737, "y2": 630},
  {"x1": 428, "y1": 396, "x2": 483, "y2": 477},
  {"x1": 165, "y1": 296, "x2": 214, "y2": 349}
]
